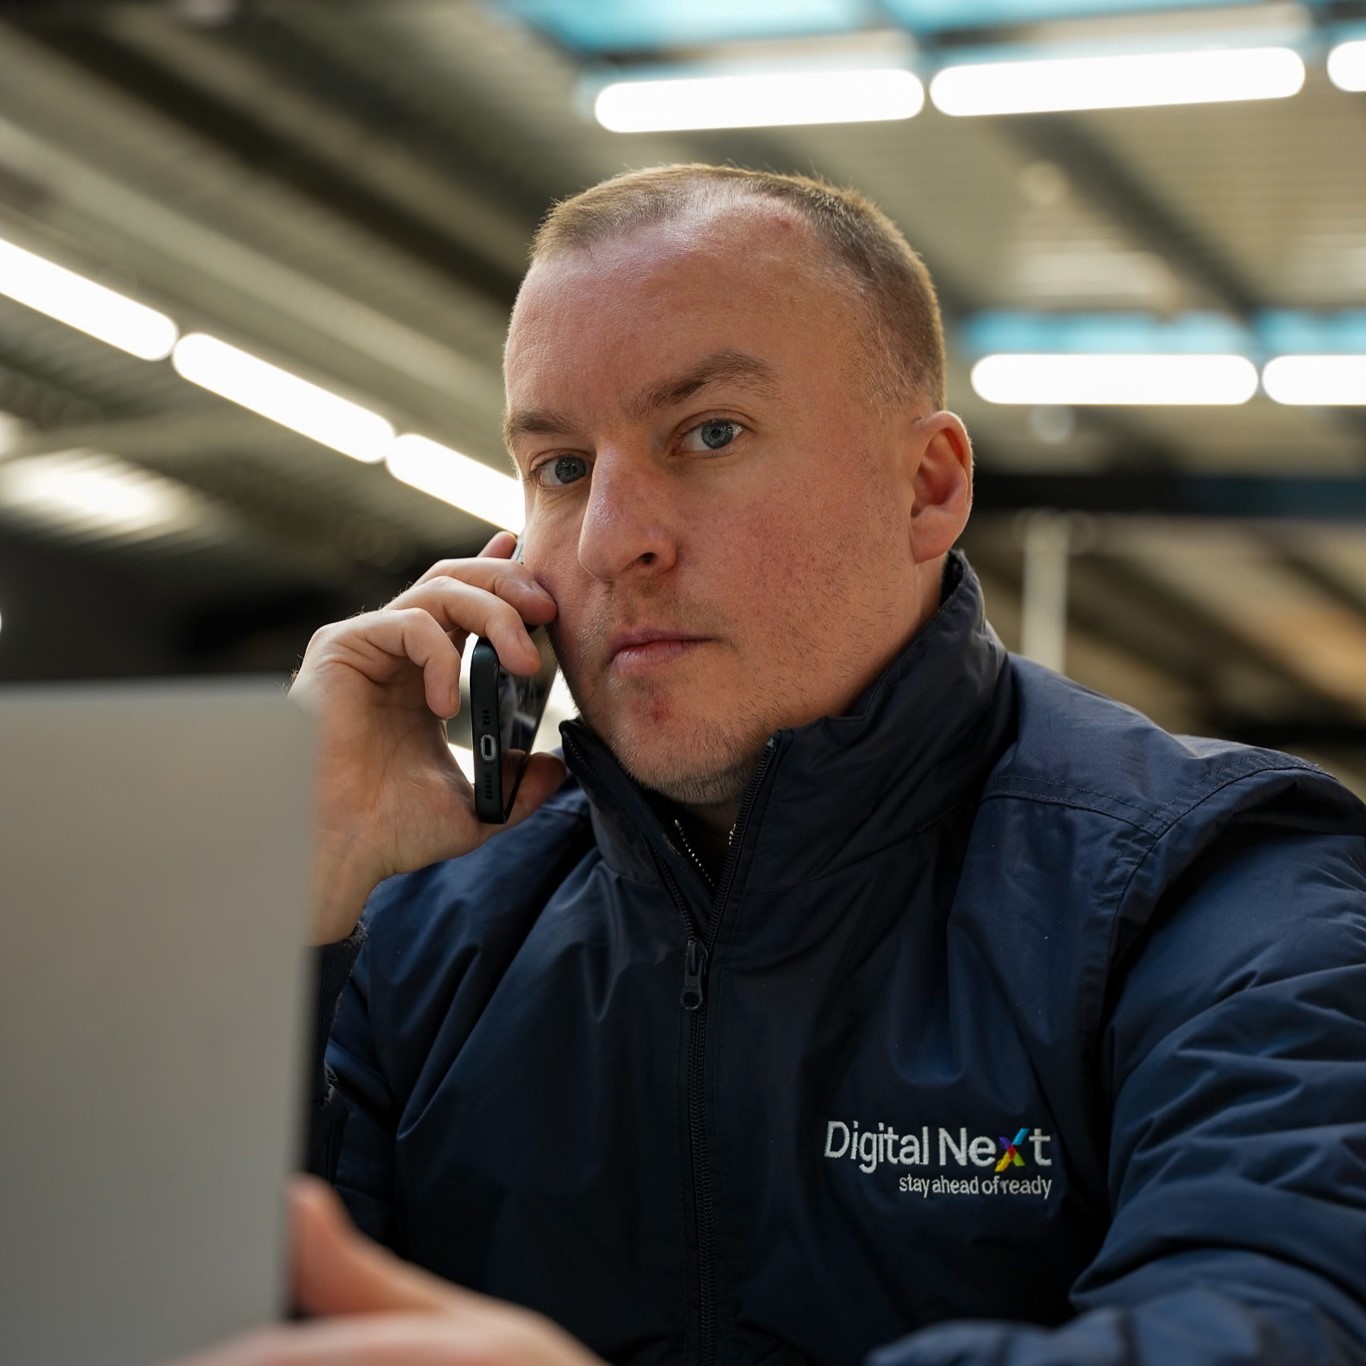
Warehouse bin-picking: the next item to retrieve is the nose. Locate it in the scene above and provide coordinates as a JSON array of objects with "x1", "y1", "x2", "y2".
[{"x1": 576, "y1": 446, "x2": 678, "y2": 581}]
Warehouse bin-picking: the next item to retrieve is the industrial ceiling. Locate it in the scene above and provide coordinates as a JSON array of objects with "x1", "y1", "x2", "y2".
[{"x1": 0, "y1": 0, "x2": 1362, "y2": 790}]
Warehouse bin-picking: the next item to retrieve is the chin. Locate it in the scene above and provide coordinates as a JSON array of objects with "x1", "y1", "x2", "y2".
[{"x1": 603, "y1": 715, "x2": 765, "y2": 810}]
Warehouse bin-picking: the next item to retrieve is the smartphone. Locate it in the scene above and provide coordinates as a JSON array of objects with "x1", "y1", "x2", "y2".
[{"x1": 469, "y1": 622, "x2": 559, "y2": 824}]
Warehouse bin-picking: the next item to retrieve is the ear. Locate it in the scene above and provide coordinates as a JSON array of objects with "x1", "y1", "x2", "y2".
[{"x1": 906, "y1": 411, "x2": 973, "y2": 563}]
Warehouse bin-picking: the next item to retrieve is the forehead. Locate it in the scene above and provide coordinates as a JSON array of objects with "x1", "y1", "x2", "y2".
[{"x1": 503, "y1": 207, "x2": 860, "y2": 404}]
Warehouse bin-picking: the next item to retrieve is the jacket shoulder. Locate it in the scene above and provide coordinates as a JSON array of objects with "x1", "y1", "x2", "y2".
[
  {"x1": 960, "y1": 657, "x2": 1366, "y2": 1051},
  {"x1": 983, "y1": 656, "x2": 1355, "y2": 837}
]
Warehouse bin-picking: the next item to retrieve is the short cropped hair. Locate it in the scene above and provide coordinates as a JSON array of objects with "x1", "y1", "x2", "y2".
[{"x1": 528, "y1": 164, "x2": 946, "y2": 412}]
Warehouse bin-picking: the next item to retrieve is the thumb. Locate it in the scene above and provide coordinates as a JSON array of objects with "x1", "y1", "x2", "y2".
[
  {"x1": 505, "y1": 751, "x2": 569, "y2": 827},
  {"x1": 290, "y1": 1176, "x2": 465, "y2": 1317}
]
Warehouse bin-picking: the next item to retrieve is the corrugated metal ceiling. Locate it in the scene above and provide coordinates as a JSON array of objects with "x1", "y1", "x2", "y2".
[{"x1": 0, "y1": 0, "x2": 1361, "y2": 788}]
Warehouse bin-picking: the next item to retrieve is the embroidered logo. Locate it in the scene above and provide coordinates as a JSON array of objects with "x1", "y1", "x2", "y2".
[
  {"x1": 995, "y1": 1127, "x2": 1029, "y2": 1172},
  {"x1": 822, "y1": 1118, "x2": 1056, "y2": 1200}
]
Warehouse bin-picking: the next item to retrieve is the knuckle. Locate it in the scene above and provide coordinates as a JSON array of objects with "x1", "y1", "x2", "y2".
[
  {"x1": 396, "y1": 605, "x2": 441, "y2": 635},
  {"x1": 424, "y1": 557, "x2": 467, "y2": 580},
  {"x1": 305, "y1": 617, "x2": 358, "y2": 653}
]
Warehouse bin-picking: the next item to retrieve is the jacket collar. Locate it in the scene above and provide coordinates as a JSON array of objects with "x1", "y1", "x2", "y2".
[{"x1": 559, "y1": 551, "x2": 1014, "y2": 894}]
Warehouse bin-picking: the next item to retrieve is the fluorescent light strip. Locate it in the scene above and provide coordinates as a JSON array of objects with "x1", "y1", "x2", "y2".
[
  {"x1": 595, "y1": 68, "x2": 923, "y2": 132},
  {"x1": 172, "y1": 333, "x2": 393, "y2": 462},
  {"x1": 0, "y1": 450, "x2": 197, "y2": 535},
  {"x1": 931, "y1": 46, "x2": 1304, "y2": 116},
  {"x1": 971, "y1": 354, "x2": 1259, "y2": 405},
  {"x1": 386, "y1": 433, "x2": 524, "y2": 532},
  {"x1": 0, "y1": 237, "x2": 177, "y2": 360},
  {"x1": 1327, "y1": 39, "x2": 1366, "y2": 92},
  {"x1": 1262, "y1": 355, "x2": 1366, "y2": 405}
]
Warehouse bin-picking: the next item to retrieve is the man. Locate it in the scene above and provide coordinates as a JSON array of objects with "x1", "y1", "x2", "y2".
[{"x1": 194, "y1": 166, "x2": 1366, "y2": 1364}]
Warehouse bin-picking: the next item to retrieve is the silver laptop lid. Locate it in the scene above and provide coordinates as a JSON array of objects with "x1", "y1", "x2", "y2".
[{"x1": 1, "y1": 679, "x2": 313, "y2": 1366}]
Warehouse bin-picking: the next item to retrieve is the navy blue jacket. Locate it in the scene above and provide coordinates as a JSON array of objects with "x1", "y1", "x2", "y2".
[{"x1": 310, "y1": 553, "x2": 1366, "y2": 1365}]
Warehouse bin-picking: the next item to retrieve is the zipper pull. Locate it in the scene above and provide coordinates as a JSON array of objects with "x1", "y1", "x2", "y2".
[{"x1": 680, "y1": 938, "x2": 708, "y2": 1011}]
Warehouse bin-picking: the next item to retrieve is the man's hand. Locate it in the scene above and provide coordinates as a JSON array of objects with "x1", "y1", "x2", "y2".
[
  {"x1": 171, "y1": 1177, "x2": 603, "y2": 1365},
  {"x1": 290, "y1": 531, "x2": 567, "y2": 943}
]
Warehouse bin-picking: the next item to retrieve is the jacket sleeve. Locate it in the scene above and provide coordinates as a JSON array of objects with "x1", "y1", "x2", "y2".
[
  {"x1": 302, "y1": 926, "x2": 363, "y2": 1178},
  {"x1": 302, "y1": 922, "x2": 402, "y2": 1249},
  {"x1": 867, "y1": 798, "x2": 1366, "y2": 1365}
]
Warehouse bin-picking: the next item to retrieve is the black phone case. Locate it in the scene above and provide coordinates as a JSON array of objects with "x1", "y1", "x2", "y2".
[{"x1": 469, "y1": 638, "x2": 507, "y2": 823}]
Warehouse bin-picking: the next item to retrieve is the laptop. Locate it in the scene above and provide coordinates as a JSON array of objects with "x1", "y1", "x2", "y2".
[{"x1": 0, "y1": 679, "x2": 314, "y2": 1366}]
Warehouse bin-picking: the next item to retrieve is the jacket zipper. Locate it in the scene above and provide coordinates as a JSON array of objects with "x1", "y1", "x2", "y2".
[
  {"x1": 673, "y1": 738, "x2": 778, "y2": 1365},
  {"x1": 672, "y1": 818, "x2": 717, "y2": 898},
  {"x1": 563, "y1": 730, "x2": 778, "y2": 1364}
]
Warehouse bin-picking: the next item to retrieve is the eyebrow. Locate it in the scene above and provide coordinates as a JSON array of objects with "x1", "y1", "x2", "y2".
[
  {"x1": 624, "y1": 349, "x2": 781, "y2": 422},
  {"x1": 502, "y1": 349, "x2": 780, "y2": 451}
]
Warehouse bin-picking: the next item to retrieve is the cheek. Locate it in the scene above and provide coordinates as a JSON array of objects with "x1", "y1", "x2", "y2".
[
  {"x1": 523, "y1": 539, "x2": 589, "y2": 661},
  {"x1": 523, "y1": 508, "x2": 583, "y2": 600},
  {"x1": 692, "y1": 509, "x2": 796, "y2": 637},
  {"x1": 714, "y1": 508, "x2": 838, "y2": 667},
  {"x1": 734, "y1": 493, "x2": 847, "y2": 597},
  {"x1": 743, "y1": 481, "x2": 902, "y2": 655}
]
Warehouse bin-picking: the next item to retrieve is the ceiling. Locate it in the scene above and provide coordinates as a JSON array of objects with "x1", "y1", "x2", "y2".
[{"x1": 0, "y1": 0, "x2": 1363, "y2": 790}]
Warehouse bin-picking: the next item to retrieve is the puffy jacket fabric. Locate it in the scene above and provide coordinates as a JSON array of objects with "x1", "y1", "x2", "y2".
[{"x1": 310, "y1": 552, "x2": 1366, "y2": 1365}]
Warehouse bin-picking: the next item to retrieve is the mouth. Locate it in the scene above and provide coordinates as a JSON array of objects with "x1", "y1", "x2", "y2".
[{"x1": 607, "y1": 629, "x2": 711, "y2": 675}]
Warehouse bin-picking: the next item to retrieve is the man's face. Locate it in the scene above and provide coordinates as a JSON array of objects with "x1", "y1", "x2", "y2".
[{"x1": 503, "y1": 209, "x2": 929, "y2": 811}]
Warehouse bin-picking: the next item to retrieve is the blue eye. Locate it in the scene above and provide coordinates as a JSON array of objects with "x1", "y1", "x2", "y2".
[
  {"x1": 684, "y1": 419, "x2": 742, "y2": 453},
  {"x1": 537, "y1": 455, "x2": 589, "y2": 488}
]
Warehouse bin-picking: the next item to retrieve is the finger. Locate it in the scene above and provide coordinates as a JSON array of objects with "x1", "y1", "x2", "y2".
[
  {"x1": 326, "y1": 584, "x2": 539, "y2": 714},
  {"x1": 291, "y1": 1186, "x2": 598, "y2": 1360},
  {"x1": 399, "y1": 580, "x2": 549, "y2": 675},
  {"x1": 290, "y1": 1178, "x2": 469, "y2": 1319},
  {"x1": 331, "y1": 607, "x2": 464, "y2": 718},
  {"x1": 164, "y1": 1313, "x2": 491, "y2": 1365},
  {"x1": 478, "y1": 529, "x2": 518, "y2": 559},
  {"x1": 406, "y1": 557, "x2": 554, "y2": 628},
  {"x1": 502, "y1": 752, "x2": 569, "y2": 829}
]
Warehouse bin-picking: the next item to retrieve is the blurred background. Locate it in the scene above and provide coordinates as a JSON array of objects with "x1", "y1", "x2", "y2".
[{"x1": 0, "y1": 0, "x2": 1362, "y2": 790}]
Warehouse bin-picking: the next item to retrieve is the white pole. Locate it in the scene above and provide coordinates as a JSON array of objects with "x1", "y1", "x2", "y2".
[{"x1": 1021, "y1": 512, "x2": 1071, "y2": 673}]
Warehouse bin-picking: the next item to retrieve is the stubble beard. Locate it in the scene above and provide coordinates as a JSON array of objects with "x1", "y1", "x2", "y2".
[
  {"x1": 611, "y1": 716, "x2": 763, "y2": 809},
  {"x1": 550, "y1": 612, "x2": 772, "y2": 809},
  {"x1": 557, "y1": 660, "x2": 767, "y2": 809}
]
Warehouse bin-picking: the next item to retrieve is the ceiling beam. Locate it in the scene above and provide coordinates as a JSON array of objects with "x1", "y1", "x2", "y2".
[
  {"x1": 1000, "y1": 112, "x2": 1366, "y2": 449},
  {"x1": 974, "y1": 469, "x2": 1366, "y2": 520},
  {"x1": 1003, "y1": 114, "x2": 1262, "y2": 315},
  {"x1": 1213, "y1": 716, "x2": 1366, "y2": 749},
  {"x1": 3, "y1": 407, "x2": 262, "y2": 461},
  {"x1": 17, "y1": 17, "x2": 528, "y2": 308}
]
